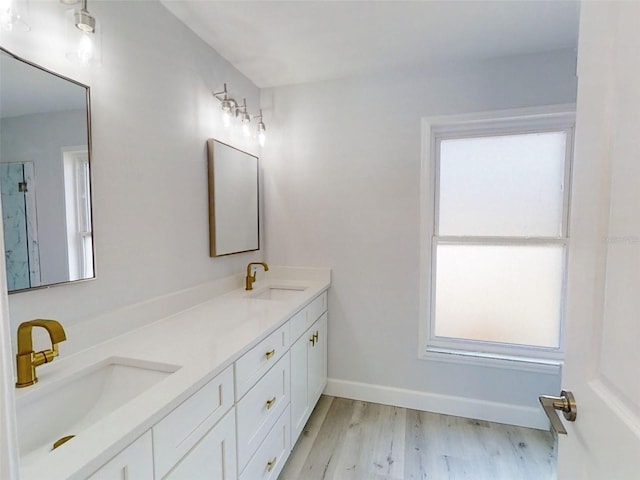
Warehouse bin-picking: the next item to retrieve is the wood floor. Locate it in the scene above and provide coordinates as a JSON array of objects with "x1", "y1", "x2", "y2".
[{"x1": 278, "y1": 396, "x2": 557, "y2": 480}]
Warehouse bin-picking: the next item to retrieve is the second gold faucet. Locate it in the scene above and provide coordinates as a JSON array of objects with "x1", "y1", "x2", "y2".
[{"x1": 245, "y1": 262, "x2": 269, "y2": 290}]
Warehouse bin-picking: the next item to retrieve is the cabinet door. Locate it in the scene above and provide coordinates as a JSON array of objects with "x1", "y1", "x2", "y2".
[
  {"x1": 290, "y1": 331, "x2": 310, "y2": 444},
  {"x1": 164, "y1": 408, "x2": 237, "y2": 480},
  {"x1": 308, "y1": 313, "x2": 327, "y2": 407},
  {"x1": 88, "y1": 431, "x2": 153, "y2": 480}
]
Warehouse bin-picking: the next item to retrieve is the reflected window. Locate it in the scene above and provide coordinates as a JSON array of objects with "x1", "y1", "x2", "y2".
[{"x1": 64, "y1": 150, "x2": 93, "y2": 280}]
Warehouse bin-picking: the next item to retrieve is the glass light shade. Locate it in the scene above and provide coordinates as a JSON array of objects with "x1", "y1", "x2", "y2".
[
  {"x1": 0, "y1": 0, "x2": 30, "y2": 31},
  {"x1": 241, "y1": 113, "x2": 251, "y2": 137},
  {"x1": 222, "y1": 110, "x2": 232, "y2": 128},
  {"x1": 65, "y1": 7, "x2": 101, "y2": 65},
  {"x1": 258, "y1": 122, "x2": 266, "y2": 147}
]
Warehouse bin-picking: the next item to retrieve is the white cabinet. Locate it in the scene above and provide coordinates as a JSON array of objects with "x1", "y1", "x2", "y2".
[
  {"x1": 164, "y1": 408, "x2": 237, "y2": 480},
  {"x1": 87, "y1": 431, "x2": 153, "y2": 480},
  {"x1": 290, "y1": 312, "x2": 328, "y2": 444},
  {"x1": 86, "y1": 288, "x2": 328, "y2": 480}
]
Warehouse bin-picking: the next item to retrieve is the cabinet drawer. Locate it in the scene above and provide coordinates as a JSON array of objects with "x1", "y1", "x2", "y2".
[
  {"x1": 88, "y1": 431, "x2": 153, "y2": 480},
  {"x1": 288, "y1": 308, "x2": 308, "y2": 343},
  {"x1": 235, "y1": 322, "x2": 289, "y2": 399},
  {"x1": 153, "y1": 365, "x2": 234, "y2": 479},
  {"x1": 240, "y1": 406, "x2": 291, "y2": 480},
  {"x1": 164, "y1": 408, "x2": 237, "y2": 480},
  {"x1": 308, "y1": 291, "x2": 328, "y2": 323},
  {"x1": 289, "y1": 291, "x2": 328, "y2": 342},
  {"x1": 237, "y1": 352, "x2": 290, "y2": 471}
]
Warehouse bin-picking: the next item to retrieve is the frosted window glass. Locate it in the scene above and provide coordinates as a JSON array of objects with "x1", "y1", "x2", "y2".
[
  {"x1": 434, "y1": 244, "x2": 563, "y2": 348},
  {"x1": 438, "y1": 132, "x2": 567, "y2": 237}
]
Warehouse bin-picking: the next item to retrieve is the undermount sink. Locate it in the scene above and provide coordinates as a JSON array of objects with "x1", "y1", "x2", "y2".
[
  {"x1": 16, "y1": 356, "x2": 180, "y2": 461},
  {"x1": 247, "y1": 285, "x2": 308, "y2": 301}
]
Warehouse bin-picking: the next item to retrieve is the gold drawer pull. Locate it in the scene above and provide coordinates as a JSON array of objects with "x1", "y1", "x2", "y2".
[
  {"x1": 313, "y1": 331, "x2": 319, "y2": 342},
  {"x1": 309, "y1": 335, "x2": 315, "y2": 346},
  {"x1": 265, "y1": 349, "x2": 275, "y2": 360},
  {"x1": 267, "y1": 456, "x2": 277, "y2": 472},
  {"x1": 266, "y1": 396, "x2": 277, "y2": 409}
]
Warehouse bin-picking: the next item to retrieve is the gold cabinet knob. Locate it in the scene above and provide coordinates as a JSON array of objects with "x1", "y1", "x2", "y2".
[
  {"x1": 265, "y1": 349, "x2": 275, "y2": 360},
  {"x1": 267, "y1": 456, "x2": 277, "y2": 472},
  {"x1": 266, "y1": 396, "x2": 277, "y2": 409}
]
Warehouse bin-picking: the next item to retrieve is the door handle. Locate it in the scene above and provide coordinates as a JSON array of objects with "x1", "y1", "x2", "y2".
[{"x1": 538, "y1": 390, "x2": 577, "y2": 435}]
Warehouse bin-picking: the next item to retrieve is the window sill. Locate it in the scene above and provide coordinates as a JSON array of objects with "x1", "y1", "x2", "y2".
[{"x1": 420, "y1": 347, "x2": 563, "y2": 375}]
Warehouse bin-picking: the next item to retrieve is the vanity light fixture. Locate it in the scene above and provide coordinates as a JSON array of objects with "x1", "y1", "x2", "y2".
[
  {"x1": 0, "y1": 0, "x2": 30, "y2": 32},
  {"x1": 212, "y1": 84, "x2": 267, "y2": 144},
  {"x1": 213, "y1": 83, "x2": 238, "y2": 128}
]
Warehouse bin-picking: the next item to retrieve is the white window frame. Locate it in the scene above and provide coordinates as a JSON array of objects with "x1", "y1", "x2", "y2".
[
  {"x1": 63, "y1": 148, "x2": 93, "y2": 281},
  {"x1": 419, "y1": 105, "x2": 576, "y2": 366}
]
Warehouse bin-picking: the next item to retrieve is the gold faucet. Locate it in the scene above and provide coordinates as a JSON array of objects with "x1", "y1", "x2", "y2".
[
  {"x1": 245, "y1": 262, "x2": 269, "y2": 290},
  {"x1": 16, "y1": 319, "x2": 67, "y2": 388}
]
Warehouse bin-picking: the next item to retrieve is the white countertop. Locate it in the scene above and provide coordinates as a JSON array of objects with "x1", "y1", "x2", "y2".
[{"x1": 16, "y1": 268, "x2": 330, "y2": 480}]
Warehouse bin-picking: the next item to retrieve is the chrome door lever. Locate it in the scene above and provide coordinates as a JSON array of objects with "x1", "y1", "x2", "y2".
[{"x1": 538, "y1": 390, "x2": 577, "y2": 435}]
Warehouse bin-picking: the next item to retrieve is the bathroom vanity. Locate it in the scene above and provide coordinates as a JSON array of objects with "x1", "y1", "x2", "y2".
[{"x1": 15, "y1": 268, "x2": 330, "y2": 480}]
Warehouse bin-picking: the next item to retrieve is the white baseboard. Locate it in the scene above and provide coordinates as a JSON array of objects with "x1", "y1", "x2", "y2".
[{"x1": 325, "y1": 378, "x2": 549, "y2": 431}]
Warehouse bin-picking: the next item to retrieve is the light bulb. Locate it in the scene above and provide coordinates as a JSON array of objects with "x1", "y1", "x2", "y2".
[
  {"x1": 77, "y1": 32, "x2": 94, "y2": 64},
  {"x1": 222, "y1": 110, "x2": 232, "y2": 128},
  {"x1": 258, "y1": 121, "x2": 266, "y2": 147},
  {"x1": 241, "y1": 112, "x2": 251, "y2": 137}
]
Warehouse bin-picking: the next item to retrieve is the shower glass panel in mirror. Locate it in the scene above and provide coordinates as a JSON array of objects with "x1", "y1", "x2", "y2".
[{"x1": 0, "y1": 48, "x2": 94, "y2": 293}]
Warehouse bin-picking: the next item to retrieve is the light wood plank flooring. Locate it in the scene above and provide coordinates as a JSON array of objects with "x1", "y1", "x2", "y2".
[{"x1": 279, "y1": 396, "x2": 556, "y2": 480}]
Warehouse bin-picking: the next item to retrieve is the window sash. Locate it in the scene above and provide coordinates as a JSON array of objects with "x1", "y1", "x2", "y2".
[{"x1": 426, "y1": 119, "x2": 574, "y2": 360}]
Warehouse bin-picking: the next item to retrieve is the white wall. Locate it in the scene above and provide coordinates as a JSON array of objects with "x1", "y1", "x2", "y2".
[
  {"x1": 0, "y1": 1, "x2": 263, "y2": 343},
  {"x1": 262, "y1": 49, "x2": 577, "y2": 427}
]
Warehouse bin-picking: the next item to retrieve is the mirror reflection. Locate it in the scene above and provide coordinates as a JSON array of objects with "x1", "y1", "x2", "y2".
[
  {"x1": 0, "y1": 48, "x2": 94, "y2": 293},
  {"x1": 207, "y1": 139, "x2": 259, "y2": 257}
]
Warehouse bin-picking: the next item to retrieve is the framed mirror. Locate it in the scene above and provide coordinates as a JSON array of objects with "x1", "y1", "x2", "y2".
[
  {"x1": 0, "y1": 48, "x2": 94, "y2": 293},
  {"x1": 207, "y1": 139, "x2": 259, "y2": 257}
]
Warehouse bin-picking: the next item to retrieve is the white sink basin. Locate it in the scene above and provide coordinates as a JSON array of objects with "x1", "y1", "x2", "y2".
[
  {"x1": 16, "y1": 356, "x2": 180, "y2": 460},
  {"x1": 248, "y1": 286, "x2": 308, "y2": 301}
]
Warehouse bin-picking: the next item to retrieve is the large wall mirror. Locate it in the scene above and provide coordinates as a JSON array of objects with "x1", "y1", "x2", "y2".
[
  {"x1": 0, "y1": 48, "x2": 94, "y2": 293},
  {"x1": 207, "y1": 139, "x2": 259, "y2": 257}
]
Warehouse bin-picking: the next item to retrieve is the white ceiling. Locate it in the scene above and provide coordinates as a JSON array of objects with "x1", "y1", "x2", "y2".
[{"x1": 161, "y1": 0, "x2": 580, "y2": 88}]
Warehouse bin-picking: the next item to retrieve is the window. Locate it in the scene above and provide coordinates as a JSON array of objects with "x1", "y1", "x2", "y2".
[
  {"x1": 421, "y1": 108, "x2": 574, "y2": 361},
  {"x1": 63, "y1": 149, "x2": 93, "y2": 281}
]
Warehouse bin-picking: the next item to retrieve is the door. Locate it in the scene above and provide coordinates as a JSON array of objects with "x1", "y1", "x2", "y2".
[{"x1": 558, "y1": 2, "x2": 640, "y2": 478}]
